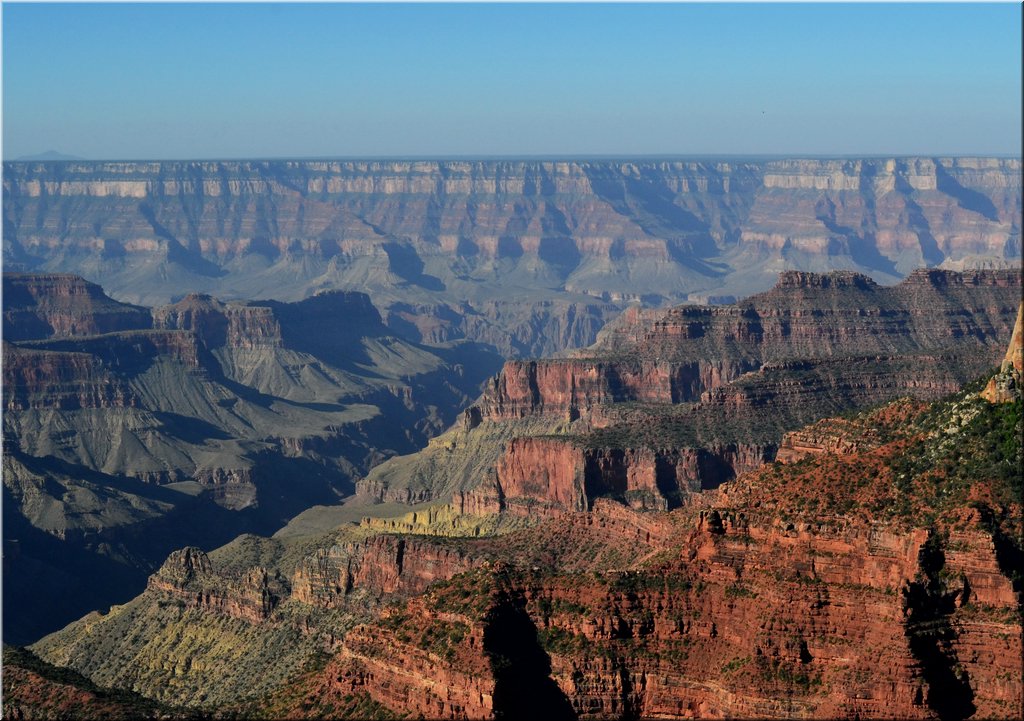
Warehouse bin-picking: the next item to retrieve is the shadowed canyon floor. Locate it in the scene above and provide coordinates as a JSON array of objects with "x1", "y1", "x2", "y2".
[{"x1": 1, "y1": 272, "x2": 504, "y2": 643}]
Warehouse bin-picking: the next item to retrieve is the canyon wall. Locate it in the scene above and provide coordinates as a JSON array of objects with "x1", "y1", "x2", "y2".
[
  {"x1": 358, "y1": 268, "x2": 1020, "y2": 517},
  {"x1": 27, "y1": 374, "x2": 1023, "y2": 718},
  {"x1": 1, "y1": 272, "x2": 503, "y2": 644},
  {"x1": 4, "y1": 157, "x2": 1020, "y2": 356}
]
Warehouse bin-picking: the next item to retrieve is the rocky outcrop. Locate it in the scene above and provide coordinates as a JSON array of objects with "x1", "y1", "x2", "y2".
[
  {"x1": 152, "y1": 293, "x2": 281, "y2": 350},
  {"x1": 776, "y1": 417, "x2": 883, "y2": 463},
  {"x1": 338, "y1": 603, "x2": 494, "y2": 720},
  {"x1": 146, "y1": 547, "x2": 284, "y2": 624},
  {"x1": 982, "y1": 301, "x2": 1023, "y2": 403},
  {"x1": 290, "y1": 534, "x2": 480, "y2": 608},
  {"x1": 2, "y1": 343, "x2": 137, "y2": 411},
  {"x1": 2, "y1": 273, "x2": 151, "y2": 341}
]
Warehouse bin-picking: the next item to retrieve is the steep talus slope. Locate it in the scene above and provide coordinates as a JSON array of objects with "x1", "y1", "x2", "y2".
[
  {"x1": 4, "y1": 157, "x2": 1020, "y2": 356},
  {"x1": 356, "y1": 269, "x2": 1020, "y2": 513},
  {"x1": 26, "y1": 371, "x2": 1021, "y2": 719},
  {"x1": 2, "y1": 272, "x2": 503, "y2": 643}
]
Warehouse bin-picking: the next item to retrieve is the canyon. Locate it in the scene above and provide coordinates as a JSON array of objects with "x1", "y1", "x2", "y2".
[
  {"x1": 357, "y1": 268, "x2": 1021, "y2": 516},
  {"x1": 11, "y1": 278, "x2": 1022, "y2": 720},
  {"x1": 2, "y1": 271, "x2": 503, "y2": 643},
  {"x1": 24, "y1": 369, "x2": 1022, "y2": 720},
  {"x1": 3, "y1": 154, "x2": 1022, "y2": 719},
  {"x1": 3, "y1": 157, "x2": 1020, "y2": 357}
]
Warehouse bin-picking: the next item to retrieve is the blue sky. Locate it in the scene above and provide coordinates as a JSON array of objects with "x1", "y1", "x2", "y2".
[{"x1": 3, "y1": 2, "x2": 1021, "y2": 159}]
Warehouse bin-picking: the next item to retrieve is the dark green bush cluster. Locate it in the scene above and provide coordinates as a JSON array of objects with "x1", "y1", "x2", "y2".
[
  {"x1": 763, "y1": 660, "x2": 821, "y2": 691},
  {"x1": 724, "y1": 583, "x2": 758, "y2": 599},
  {"x1": 886, "y1": 395, "x2": 1022, "y2": 520},
  {"x1": 536, "y1": 626, "x2": 593, "y2": 656},
  {"x1": 419, "y1": 619, "x2": 470, "y2": 661}
]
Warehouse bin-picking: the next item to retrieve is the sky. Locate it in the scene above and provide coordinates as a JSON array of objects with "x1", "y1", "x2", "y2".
[{"x1": 2, "y1": 2, "x2": 1022, "y2": 160}]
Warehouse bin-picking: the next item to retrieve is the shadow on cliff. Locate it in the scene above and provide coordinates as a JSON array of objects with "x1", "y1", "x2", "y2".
[
  {"x1": 902, "y1": 531, "x2": 976, "y2": 721},
  {"x1": 484, "y1": 592, "x2": 576, "y2": 720},
  {"x1": 383, "y1": 241, "x2": 446, "y2": 291},
  {"x1": 137, "y1": 202, "x2": 226, "y2": 278},
  {"x1": 934, "y1": 163, "x2": 1000, "y2": 223}
]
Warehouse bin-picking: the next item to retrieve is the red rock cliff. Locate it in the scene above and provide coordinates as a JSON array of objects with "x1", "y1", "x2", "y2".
[{"x1": 2, "y1": 273, "x2": 152, "y2": 341}]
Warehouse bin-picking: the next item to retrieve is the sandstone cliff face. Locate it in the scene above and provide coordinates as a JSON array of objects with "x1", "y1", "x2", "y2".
[
  {"x1": 2, "y1": 343, "x2": 137, "y2": 411},
  {"x1": 4, "y1": 158, "x2": 1019, "y2": 358},
  {"x1": 302, "y1": 389, "x2": 1022, "y2": 721},
  {"x1": 479, "y1": 357, "x2": 757, "y2": 420},
  {"x1": 489, "y1": 437, "x2": 774, "y2": 517},
  {"x1": 290, "y1": 534, "x2": 480, "y2": 608},
  {"x1": 285, "y1": 510, "x2": 1018, "y2": 721},
  {"x1": 982, "y1": 301, "x2": 1023, "y2": 403}
]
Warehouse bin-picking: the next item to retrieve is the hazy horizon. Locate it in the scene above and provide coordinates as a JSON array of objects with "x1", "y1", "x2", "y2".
[
  {"x1": 8, "y1": 152, "x2": 1024, "y2": 164},
  {"x1": 4, "y1": 2, "x2": 1022, "y2": 160}
]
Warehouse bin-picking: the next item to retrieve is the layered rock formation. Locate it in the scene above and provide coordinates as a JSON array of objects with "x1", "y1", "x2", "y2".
[
  {"x1": 4, "y1": 157, "x2": 1020, "y2": 356},
  {"x1": 267, "y1": 387, "x2": 1021, "y2": 720},
  {"x1": 2, "y1": 273, "x2": 152, "y2": 341},
  {"x1": 358, "y1": 269, "x2": 1020, "y2": 515},
  {"x1": 28, "y1": 374, "x2": 1020, "y2": 719},
  {"x1": 2, "y1": 272, "x2": 503, "y2": 643}
]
